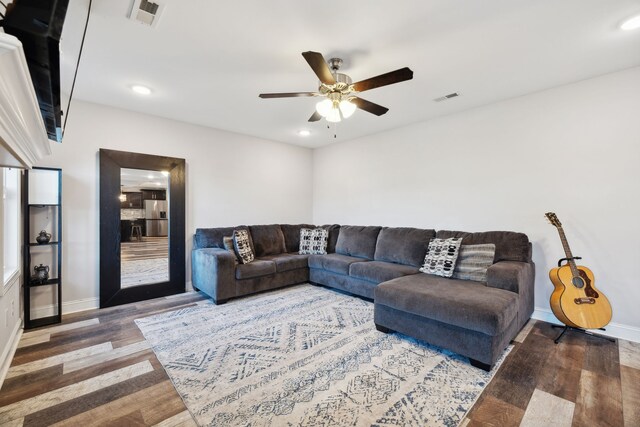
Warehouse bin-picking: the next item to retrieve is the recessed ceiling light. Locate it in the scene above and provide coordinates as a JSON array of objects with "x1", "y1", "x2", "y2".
[
  {"x1": 298, "y1": 130, "x2": 311, "y2": 137},
  {"x1": 621, "y1": 15, "x2": 640, "y2": 30},
  {"x1": 131, "y1": 85, "x2": 152, "y2": 95}
]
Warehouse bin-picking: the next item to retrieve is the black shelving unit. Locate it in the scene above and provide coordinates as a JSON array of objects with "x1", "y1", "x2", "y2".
[{"x1": 22, "y1": 167, "x2": 62, "y2": 329}]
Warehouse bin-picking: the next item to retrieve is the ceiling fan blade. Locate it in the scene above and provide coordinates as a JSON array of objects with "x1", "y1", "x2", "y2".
[
  {"x1": 302, "y1": 51, "x2": 336, "y2": 85},
  {"x1": 308, "y1": 111, "x2": 322, "y2": 122},
  {"x1": 352, "y1": 67, "x2": 413, "y2": 92},
  {"x1": 351, "y1": 97, "x2": 389, "y2": 116},
  {"x1": 259, "y1": 92, "x2": 317, "y2": 98}
]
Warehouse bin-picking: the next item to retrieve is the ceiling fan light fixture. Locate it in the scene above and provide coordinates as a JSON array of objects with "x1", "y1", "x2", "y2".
[
  {"x1": 315, "y1": 99, "x2": 333, "y2": 117},
  {"x1": 326, "y1": 108, "x2": 342, "y2": 123},
  {"x1": 259, "y1": 51, "x2": 413, "y2": 126},
  {"x1": 339, "y1": 99, "x2": 357, "y2": 118}
]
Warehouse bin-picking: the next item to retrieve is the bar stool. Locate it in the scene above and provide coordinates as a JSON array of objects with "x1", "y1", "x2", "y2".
[{"x1": 131, "y1": 225, "x2": 143, "y2": 242}]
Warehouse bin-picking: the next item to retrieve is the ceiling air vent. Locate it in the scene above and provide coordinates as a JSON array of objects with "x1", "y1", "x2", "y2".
[
  {"x1": 128, "y1": 0, "x2": 164, "y2": 27},
  {"x1": 434, "y1": 92, "x2": 460, "y2": 102}
]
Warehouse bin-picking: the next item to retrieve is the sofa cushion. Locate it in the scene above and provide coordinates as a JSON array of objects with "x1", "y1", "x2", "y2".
[
  {"x1": 419, "y1": 238, "x2": 462, "y2": 278},
  {"x1": 375, "y1": 274, "x2": 518, "y2": 336},
  {"x1": 280, "y1": 224, "x2": 315, "y2": 253},
  {"x1": 320, "y1": 224, "x2": 341, "y2": 253},
  {"x1": 374, "y1": 227, "x2": 435, "y2": 267},
  {"x1": 233, "y1": 229, "x2": 255, "y2": 264},
  {"x1": 308, "y1": 253, "x2": 368, "y2": 275},
  {"x1": 222, "y1": 236, "x2": 239, "y2": 264},
  {"x1": 486, "y1": 261, "x2": 532, "y2": 294},
  {"x1": 436, "y1": 230, "x2": 531, "y2": 263},
  {"x1": 194, "y1": 226, "x2": 250, "y2": 250},
  {"x1": 452, "y1": 244, "x2": 496, "y2": 282},
  {"x1": 249, "y1": 224, "x2": 286, "y2": 257},
  {"x1": 299, "y1": 228, "x2": 328, "y2": 255},
  {"x1": 235, "y1": 260, "x2": 276, "y2": 279},
  {"x1": 349, "y1": 261, "x2": 419, "y2": 284},
  {"x1": 335, "y1": 225, "x2": 382, "y2": 260},
  {"x1": 260, "y1": 253, "x2": 310, "y2": 273}
]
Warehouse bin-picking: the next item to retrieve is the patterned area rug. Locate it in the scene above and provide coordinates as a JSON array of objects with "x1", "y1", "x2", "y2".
[{"x1": 135, "y1": 284, "x2": 509, "y2": 426}]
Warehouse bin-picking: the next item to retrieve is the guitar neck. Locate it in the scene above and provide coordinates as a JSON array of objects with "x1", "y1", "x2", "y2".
[{"x1": 556, "y1": 226, "x2": 579, "y2": 276}]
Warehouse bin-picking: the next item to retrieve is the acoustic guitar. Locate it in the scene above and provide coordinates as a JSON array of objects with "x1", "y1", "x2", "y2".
[{"x1": 545, "y1": 212, "x2": 612, "y2": 329}]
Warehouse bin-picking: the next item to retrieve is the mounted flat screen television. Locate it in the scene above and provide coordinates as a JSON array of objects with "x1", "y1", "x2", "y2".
[{"x1": 2, "y1": 0, "x2": 70, "y2": 142}]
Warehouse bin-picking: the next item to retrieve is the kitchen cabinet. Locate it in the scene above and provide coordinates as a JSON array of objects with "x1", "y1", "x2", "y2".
[
  {"x1": 141, "y1": 189, "x2": 166, "y2": 200},
  {"x1": 120, "y1": 192, "x2": 143, "y2": 209}
]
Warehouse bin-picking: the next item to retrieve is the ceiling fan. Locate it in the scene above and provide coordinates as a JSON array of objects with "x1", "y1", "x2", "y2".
[{"x1": 259, "y1": 51, "x2": 413, "y2": 123}]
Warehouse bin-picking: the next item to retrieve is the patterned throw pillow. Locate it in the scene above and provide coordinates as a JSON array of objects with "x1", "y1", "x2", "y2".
[
  {"x1": 419, "y1": 237, "x2": 462, "y2": 278},
  {"x1": 233, "y1": 229, "x2": 254, "y2": 264},
  {"x1": 452, "y1": 244, "x2": 496, "y2": 282},
  {"x1": 299, "y1": 228, "x2": 329, "y2": 255},
  {"x1": 223, "y1": 236, "x2": 239, "y2": 264}
]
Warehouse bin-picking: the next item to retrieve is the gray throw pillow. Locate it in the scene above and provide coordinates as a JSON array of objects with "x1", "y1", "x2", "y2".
[
  {"x1": 233, "y1": 229, "x2": 254, "y2": 264},
  {"x1": 452, "y1": 244, "x2": 496, "y2": 282},
  {"x1": 223, "y1": 236, "x2": 239, "y2": 264},
  {"x1": 299, "y1": 228, "x2": 328, "y2": 255},
  {"x1": 419, "y1": 237, "x2": 462, "y2": 278}
]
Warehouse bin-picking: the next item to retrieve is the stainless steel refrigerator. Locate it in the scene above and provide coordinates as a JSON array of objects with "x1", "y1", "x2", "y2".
[{"x1": 144, "y1": 200, "x2": 168, "y2": 237}]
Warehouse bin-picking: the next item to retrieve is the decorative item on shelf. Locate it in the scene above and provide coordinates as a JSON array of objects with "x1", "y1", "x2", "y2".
[
  {"x1": 31, "y1": 264, "x2": 50, "y2": 284},
  {"x1": 36, "y1": 230, "x2": 52, "y2": 244}
]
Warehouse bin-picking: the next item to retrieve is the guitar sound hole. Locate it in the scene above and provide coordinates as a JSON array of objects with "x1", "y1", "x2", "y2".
[{"x1": 572, "y1": 276, "x2": 585, "y2": 288}]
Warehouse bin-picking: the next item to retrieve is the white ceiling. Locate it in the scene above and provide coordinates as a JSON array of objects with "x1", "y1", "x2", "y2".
[{"x1": 59, "y1": 0, "x2": 640, "y2": 148}]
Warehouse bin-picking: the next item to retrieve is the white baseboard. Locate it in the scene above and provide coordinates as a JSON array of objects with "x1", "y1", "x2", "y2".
[
  {"x1": 532, "y1": 307, "x2": 640, "y2": 343},
  {"x1": 30, "y1": 297, "x2": 99, "y2": 319},
  {"x1": 0, "y1": 319, "x2": 22, "y2": 390}
]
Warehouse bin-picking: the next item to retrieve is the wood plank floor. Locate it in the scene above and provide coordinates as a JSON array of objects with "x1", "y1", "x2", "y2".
[
  {"x1": 121, "y1": 237, "x2": 169, "y2": 261},
  {"x1": 121, "y1": 237, "x2": 169, "y2": 288},
  {"x1": 1, "y1": 291, "x2": 638, "y2": 426}
]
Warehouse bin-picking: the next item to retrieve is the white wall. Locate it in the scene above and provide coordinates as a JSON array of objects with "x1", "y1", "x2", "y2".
[
  {"x1": 33, "y1": 100, "x2": 313, "y2": 313},
  {"x1": 313, "y1": 67, "x2": 640, "y2": 338}
]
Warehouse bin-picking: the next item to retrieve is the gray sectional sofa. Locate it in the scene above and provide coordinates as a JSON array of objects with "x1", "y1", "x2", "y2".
[{"x1": 191, "y1": 223, "x2": 534, "y2": 370}]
